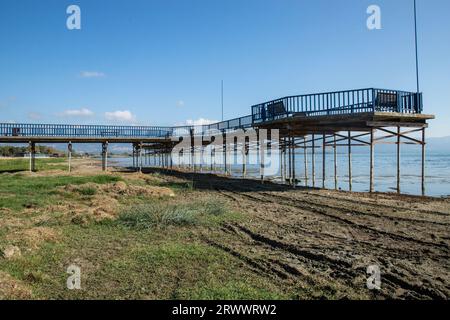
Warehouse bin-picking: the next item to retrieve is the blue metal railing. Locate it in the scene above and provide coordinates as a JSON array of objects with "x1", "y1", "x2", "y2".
[
  {"x1": 0, "y1": 88, "x2": 424, "y2": 139},
  {"x1": 0, "y1": 123, "x2": 174, "y2": 139},
  {"x1": 251, "y1": 88, "x2": 423, "y2": 123}
]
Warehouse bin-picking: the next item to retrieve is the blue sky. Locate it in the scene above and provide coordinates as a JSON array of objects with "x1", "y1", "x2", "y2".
[{"x1": 0, "y1": 0, "x2": 449, "y2": 137}]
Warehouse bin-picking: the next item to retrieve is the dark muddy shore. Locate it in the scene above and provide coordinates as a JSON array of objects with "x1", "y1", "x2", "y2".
[{"x1": 146, "y1": 168, "x2": 450, "y2": 300}]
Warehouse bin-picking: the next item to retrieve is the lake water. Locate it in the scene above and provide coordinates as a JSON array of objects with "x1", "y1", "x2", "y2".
[{"x1": 109, "y1": 150, "x2": 450, "y2": 198}]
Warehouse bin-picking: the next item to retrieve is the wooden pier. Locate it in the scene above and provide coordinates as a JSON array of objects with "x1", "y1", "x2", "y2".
[{"x1": 0, "y1": 88, "x2": 434, "y2": 195}]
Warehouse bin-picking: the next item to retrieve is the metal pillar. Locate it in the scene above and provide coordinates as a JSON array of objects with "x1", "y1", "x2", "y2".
[
  {"x1": 304, "y1": 136, "x2": 308, "y2": 187},
  {"x1": 348, "y1": 131, "x2": 352, "y2": 192},
  {"x1": 322, "y1": 134, "x2": 326, "y2": 189},
  {"x1": 370, "y1": 129, "x2": 375, "y2": 193},
  {"x1": 29, "y1": 141, "x2": 36, "y2": 172},
  {"x1": 312, "y1": 134, "x2": 316, "y2": 188},
  {"x1": 421, "y1": 128, "x2": 426, "y2": 196},
  {"x1": 68, "y1": 142, "x2": 73, "y2": 173},
  {"x1": 222, "y1": 130, "x2": 227, "y2": 175},
  {"x1": 292, "y1": 136, "x2": 296, "y2": 188},
  {"x1": 333, "y1": 134, "x2": 338, "y2": 190},
  {"x1": 102, "y1": 142, "x2": 108, "y2": 172},
  {"x1": 283, "y1": 138, "x2": 287, "y2": 185},
  {"x1": 243, "y1": 136, "x2": 248, "y2": 178},
  {"x1": 259, "y1": 130, "x2": 264, "y2": 183},
  {"x1": 397, "y1": 126, "x2": 401, "y2": 194},
  {"x1": 139, "y1": 143, "x2": 143, "y2": 172}
]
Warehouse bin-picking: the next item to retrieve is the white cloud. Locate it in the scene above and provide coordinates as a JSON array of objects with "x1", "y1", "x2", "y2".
[
  {"x1": 60, "y1": 108, "x2": 94, "y2": 117},
  {"x1": 28, "y1": 112, "x2": 43, "y2": 120},
  {"x1": 183, "y1": 118, "x2": 219, "y2": 126},
  {"x1": 104, "y1": 110, "x2": 136, "y2": 123},
  {"x1": 177, "y1": 100, "x2": 185, "y2": 107},
  {"x1": 80, "y1": 71, "x2": 105, "y2": 78}
]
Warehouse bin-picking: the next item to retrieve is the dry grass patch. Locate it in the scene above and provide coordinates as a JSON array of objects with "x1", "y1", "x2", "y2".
[
  {"x1": 0, "y1": 271, "x2": 32, "y2": 299},
  {"x1": 7, "y1": 227, "x2": 61, "y2": 251}
]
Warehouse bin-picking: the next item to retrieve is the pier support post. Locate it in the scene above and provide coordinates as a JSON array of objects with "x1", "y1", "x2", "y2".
[
  {"x1": 370, "y1": 129, "x2": 375, "y2": 193},
  {"x1": 190, "y1": 129, "x2": 195, "y2": 172},
  {"x1": 288, "y1": 135, "x2": 292, "y2": 185},
  {"x1": 139, "y1": 143, "x2": 143, "y2": 173},
  {"x1": 243, "y1": 135, "x2": 248, "y2": 178},
  {"x1": 421, "y1": 128, "x2": 426, "y2": 196},
  {"x1": 333, "y1": 134, "x2": 338, "y2": 190},
  {"x1": 397, "y1": 126, "x2": 401, "y2": 194},
  {"x1": 222, "y1": 130, "x2": 227, "y2": 175},
  {"x1": 280, "y1": 138, "x2": 284, "y2": 184},
  {"x1": 68, "y1": 142, "x2": 73, "y2": 173},
  {"x1": 322, "y1": 134, "x2": 326, "y2": 189},
  {"x1": 283, "y1": 138, "x2": 287, "y2": 185},
  {"x1": 304, "y1": 136, "x2": 308, "y2": 187},
  {"x1": 259, "y1": 130, "x2": 264, "y2": 184},
  {"x1": 29, "y1": 141, "x2": 36, "y2": 172},
  {"x1": 102, "y1": 142, "x2": 108, "y2": 172},
  {"x1": 348, "y1": 131, "x2": 352, "y2": 192},
  {"x1": 312, "y1": 134, "x2": 316, "y2": 188},
  {"x1": 292, "y1": 136, "x2": 296, "y2": 188}
]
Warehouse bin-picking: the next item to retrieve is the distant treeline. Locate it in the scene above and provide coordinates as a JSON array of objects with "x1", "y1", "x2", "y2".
[{"x1": 0, "y1": 145, "x2": 66, "y2": 157}]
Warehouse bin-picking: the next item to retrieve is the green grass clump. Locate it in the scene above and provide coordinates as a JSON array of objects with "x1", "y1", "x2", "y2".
[
  {"x1": 77, "y1": 186, "x2": 97, "y2": 196},
  {"x1": 0, "y1": 158, "x2": 67, "y2": 173},
  {"x1": 0, "y1": 174, "x2": 121, "y2": 211},
  {"x1": 118, "y1": 199, "x2": 231, "y2": 229}
]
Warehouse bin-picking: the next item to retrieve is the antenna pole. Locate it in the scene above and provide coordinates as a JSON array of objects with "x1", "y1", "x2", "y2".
[
  {"x1": 221, "y1": 80, "x2": 224, "y2": 121},
  {"x1": 414, "y1": 0, "x2": 420, "y2": 93}
]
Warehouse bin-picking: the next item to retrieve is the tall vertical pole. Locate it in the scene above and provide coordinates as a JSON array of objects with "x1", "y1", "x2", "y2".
[
  {"x1": 421, "y1": 127, "x2": 426, "y2": 196},
  {"x1": 221, "y1": 80, "x2": 224, "y2": 121},
  {"x1": 370, "y1": 129, "x2": 375, "y2": 193},
  {"x1": 322, "y1": 134, "x2": 326, "y2": 189},
  {"x1": 397, "y1": 126, "x2": 401, "y2": 194},
  {"x1": 348, "y1": 131, "x2": 352, "y2": 192},
  {"x1": 414, "y1": 0, "x2": 420, "y2": 94}
]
